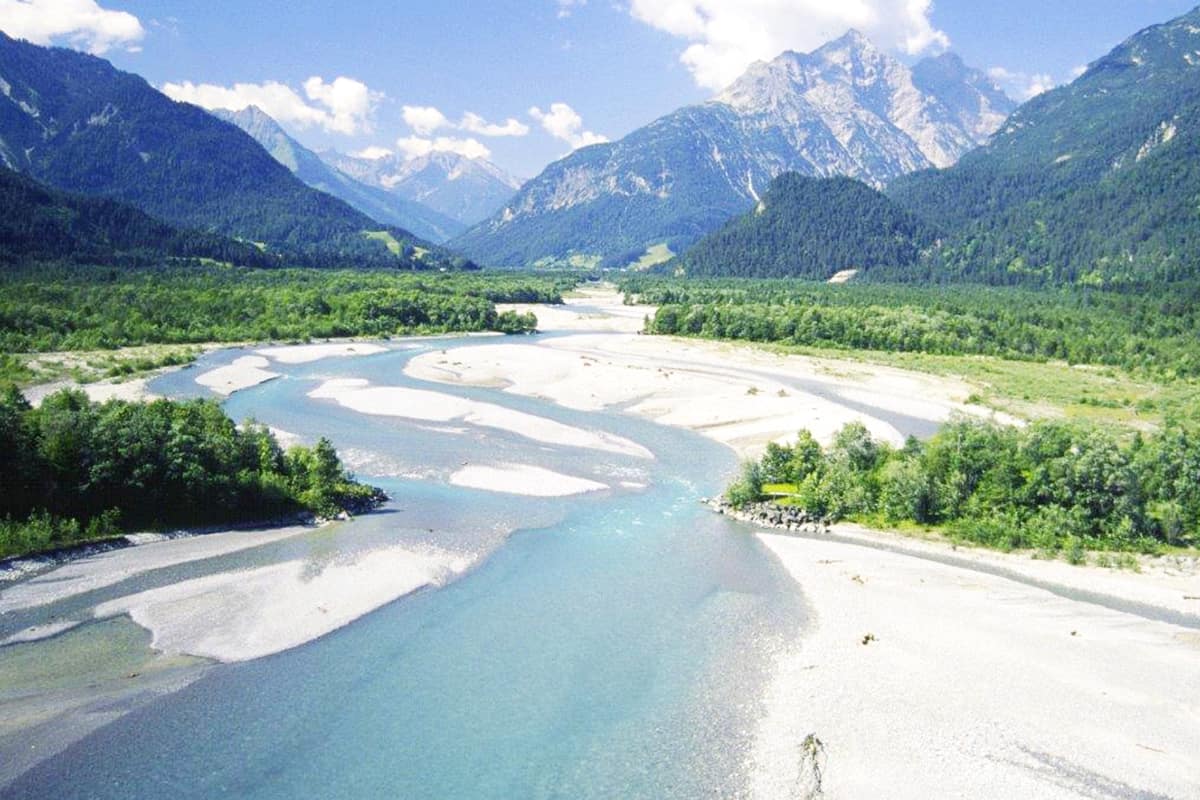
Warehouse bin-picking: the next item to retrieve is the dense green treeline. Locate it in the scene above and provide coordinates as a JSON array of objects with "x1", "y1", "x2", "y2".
[
  {"x1": 0, "y1": 387, "x2": 382, "y2": 558},
  {"x1": 621, "y1": 277, "x2": 1200, "y2": 379},
  {"x1": 729, "y1": 419, "x2": 1199, "y2": 554},
  {"x1": 0, "y1": 265, "x2": 573, "y2": 354}
]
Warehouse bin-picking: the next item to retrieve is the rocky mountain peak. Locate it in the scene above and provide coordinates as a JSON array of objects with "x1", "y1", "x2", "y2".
[
  {"x1": 223, "y1": 104, "x2": 276, "y2": 129},
  {"x1": 911, "y1": 53, "x2": 1015, "y2": 143},
  {"x1": 320, "y1": 148, "x2": 520, "y2": 227},
  {"x1": 834, "y1": 27, "x2": 874, "y2": 48},
  {"x1": 812, "y1": 28, "x2": 888, "y2": 72},
  {"x1": 214, "y1": 105, "x2": 286, "y2": 142},
  {"x1": 456, "y1": 31, "x2": 1013, "y2": 266},
  {"x1": 716, "y1": 30, "x2": 894, "y2": 110},
  {"x1": 713, "y1": 32, "x2": 1011, "y2": 169}
]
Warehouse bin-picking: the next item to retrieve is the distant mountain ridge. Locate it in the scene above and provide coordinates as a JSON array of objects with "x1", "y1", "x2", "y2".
[
  {"x1": 0, "y1": 32, "x2": 454, "y2": 269},
  {"x1": 453, "y1": 31, "x2": 1014, "y2": 267},
  {"x1": 714, "y1": 32, "x2": 1009, "y2": 172},
  {"x1": 212, "y1": 107, "x2": 464, "y2": 244},
  {"x1": 321, "y1": 149, "x2": 521, "y2": 228}
]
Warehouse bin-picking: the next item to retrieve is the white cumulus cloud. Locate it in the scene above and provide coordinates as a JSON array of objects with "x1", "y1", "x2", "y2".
[
  {"x1": 626, "y1": 0, "x2": 950, "y2": 91},
  {"x1": 352, "y1": 145, "x2": 394, "y2": 160},
  {"x1": 402, "y1": 106, "x2": 529, "y2": 139},
  {"x1": 163, "y1": 80, "x2": 324, "y2": 126},
  {"x1": 0, "y1": 0, "x2": 144, "y2": 54},
  {"x1": 460, "y1": 111, "x2": 530, "y2": 137},
  {"x1": 401, "y1": 105, "x2": 451, "y2": 136},
  {"x1": 162, "y1": 75, "x2": 380, "y2": 135},
  {"x1": 395, "y1": 135, "x2": 492, "y2": 161},
  {"x1": 302, "y1": 76, "x2": 379, "y2": 135},
  {"x1": 529, "y1": 103, "x2": 608, "y2": 149},
  {"x1": 987, "y1": 66, "x2": 1058, "y2": 101}
]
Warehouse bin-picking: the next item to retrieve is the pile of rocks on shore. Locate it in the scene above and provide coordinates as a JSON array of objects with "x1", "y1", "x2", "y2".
[
  {"x1": 704, "y1": 497, "x2": 831, "y2": 536},
  {"x1": 338, "y1": 486, "x2": 390, "y2": 519}
]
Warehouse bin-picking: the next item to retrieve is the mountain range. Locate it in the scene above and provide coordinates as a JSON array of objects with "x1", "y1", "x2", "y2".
[
  {"x1": 453, "y1": 31, "x2": 1014, "y2": 267},
  {"x1": 633, "y1": 6, "x2": 1200, "y2": 288},
  {"x1": 0, "y1": 31, "x2": 460, "y2": 270},
  {"x1": 321, "y1": 150, "x2": 521, "y2": 229},
  {"x1": 3, "y1": 5, "x2": 1198, "y2": 286},
  {"x1": 212, "y1": 106, "x2": 465, "y2": 244}
]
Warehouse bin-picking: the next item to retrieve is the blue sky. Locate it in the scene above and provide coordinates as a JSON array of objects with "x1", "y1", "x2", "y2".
[{"x1": 3, "y1": 0, "x2": 1197, "y2": 177}]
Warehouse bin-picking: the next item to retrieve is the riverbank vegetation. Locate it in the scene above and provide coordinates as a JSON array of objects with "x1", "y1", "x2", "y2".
[
  {"x1": 622, "y1": 277, "x2": 1200, "y2": 381},
  {"x1": 0, "y1": 265, "x2": 575, "y2": 385},
  {"x1": 727, "y1": 419, "x2": 1199, "y2": 556},
  {"x1": 623, "y1": 276, "x2": 1200, "y2": 430},
  {"x1": 0, "y1": 386, "x2": 382, "y2": 558}
]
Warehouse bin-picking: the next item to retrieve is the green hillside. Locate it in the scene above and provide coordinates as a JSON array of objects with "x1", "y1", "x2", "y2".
[{"x1": 672, "y1": 174, "x2": 935, "y2": 279}]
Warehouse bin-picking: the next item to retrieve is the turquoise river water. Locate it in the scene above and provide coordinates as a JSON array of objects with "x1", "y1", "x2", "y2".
[{"x1": 0, "y1": 335, "x2": 898, "y2": 798}]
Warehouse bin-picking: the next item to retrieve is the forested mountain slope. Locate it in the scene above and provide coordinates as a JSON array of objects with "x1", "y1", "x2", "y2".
[
  {"x1": 888, "y1": 6, "x2": 1200, "y2": 285},
  {"x1": 671, "y1": 174, "x2": 935, "y2": 279},
  {"x1": 0, "y1": 166, "x2": 275, "y2": 267}
]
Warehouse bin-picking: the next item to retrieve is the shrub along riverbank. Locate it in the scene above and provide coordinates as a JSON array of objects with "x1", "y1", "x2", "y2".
[
  {"x1": 727, "y1": 419, "x2": 1199, "y2": 557},
  {"x1": 0, "y1": 386, "x2": 383, "y2": 558}
]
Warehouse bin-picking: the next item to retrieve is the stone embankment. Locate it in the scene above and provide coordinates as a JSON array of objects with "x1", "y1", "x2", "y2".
[{"x1": 706, "y1": 498, "x2": 831, "y2": 535}]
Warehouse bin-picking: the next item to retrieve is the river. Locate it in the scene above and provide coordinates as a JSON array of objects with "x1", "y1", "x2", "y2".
[{"x1": 1, "y1": 336, "x2": 811, "y2": 799}]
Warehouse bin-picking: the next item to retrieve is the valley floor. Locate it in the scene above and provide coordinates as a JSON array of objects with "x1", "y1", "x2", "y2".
[
  {"x1": 5, "y1": 287, "x2": 1198, "y2": 798},
  {"x1": 416, "y1": 289, "x2": 1005, "y2": 457},
  {"x1": 21, "y1": 342, "x2": 401, "y2": 406},
  {"x1": 418, "y1": 287, "x2": 1200, "y2": 799}
]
